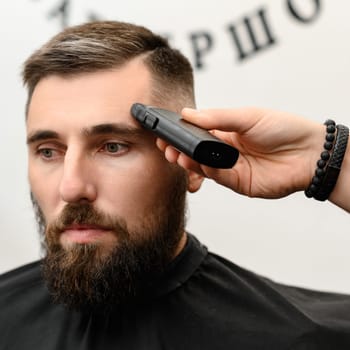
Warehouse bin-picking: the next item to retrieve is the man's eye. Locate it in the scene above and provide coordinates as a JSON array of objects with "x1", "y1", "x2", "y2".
[
  {"x1": 102, "y1": 142, "x2": 128, "y2": 155},
  {"x1": 38, "y1": 148, "x2": 55, "y2": 159}
]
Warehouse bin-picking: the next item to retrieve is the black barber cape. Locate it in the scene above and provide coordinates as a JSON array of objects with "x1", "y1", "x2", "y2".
[{"x1": 1, "y1": 234, "x2": 350, "y2": 350}]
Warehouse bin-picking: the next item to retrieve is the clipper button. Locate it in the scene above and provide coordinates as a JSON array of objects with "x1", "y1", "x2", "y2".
[{"x1": 144, "y1": 113, "x2": 159, "y2": 129}]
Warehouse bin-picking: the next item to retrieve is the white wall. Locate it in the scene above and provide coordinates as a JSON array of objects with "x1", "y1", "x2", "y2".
[{"x1": 1, "y1": 0, "x2": 350, "y2": 293}]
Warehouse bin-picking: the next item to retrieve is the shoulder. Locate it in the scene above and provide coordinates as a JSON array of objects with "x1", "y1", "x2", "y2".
[
  {"x1": 199, "y1": 250, "x2": 350, "y2": 307},
  {"x1": 269, "y1": 279, "x2": 350, "y2": 323},
  {"x1": 0, "y1": 260, "x2": 52, "y2": 326},
  {"x1": 0, "y1": 261, "x2": 62, "y2": 348},
  {"x1": 0, "y1": 261, "x2": 43, "y2": 298},
  {"x1": 195, "y1": 250, "x2": 350, "y2": 334}
]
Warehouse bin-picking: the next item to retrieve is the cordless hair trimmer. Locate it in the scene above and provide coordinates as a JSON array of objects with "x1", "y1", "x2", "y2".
[{"x1": 131, "y1": 103, "x2": 239, "y2": 168}]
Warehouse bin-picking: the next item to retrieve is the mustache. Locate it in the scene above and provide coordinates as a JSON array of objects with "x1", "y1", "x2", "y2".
[{"x1": 46, "y1": 203, "x2": 128, "y2": 240}]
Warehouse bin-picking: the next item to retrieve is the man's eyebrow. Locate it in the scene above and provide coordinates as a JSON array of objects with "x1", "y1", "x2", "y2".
[
  {"x1": 83, "y1": 123, "x2": 144, "y2": 138},
  {"x1": 26, "y1": 123, "x2": 146, "y2": 145},
  {"x1": 27, "y1": 130, "x2": 59, "y2": 145}
]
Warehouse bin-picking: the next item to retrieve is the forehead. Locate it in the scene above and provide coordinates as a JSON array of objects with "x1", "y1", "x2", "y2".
[{"x1": 26, "y1": 59, "x2": 153, "y2": 131}]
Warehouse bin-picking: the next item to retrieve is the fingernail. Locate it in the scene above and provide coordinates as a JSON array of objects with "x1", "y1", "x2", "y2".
[{"x1": 182, "y1": 107, "x2": 199, "y2": 114}]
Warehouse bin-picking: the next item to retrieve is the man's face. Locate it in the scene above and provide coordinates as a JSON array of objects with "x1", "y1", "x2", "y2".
[{"x1": 26, "y1": 59, "x2": 202, "y2": 310}]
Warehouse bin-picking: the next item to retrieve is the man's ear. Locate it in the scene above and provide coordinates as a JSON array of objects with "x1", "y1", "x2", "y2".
[{"x1": 186, "y1": 170, "x2": 204, "y2": 193}]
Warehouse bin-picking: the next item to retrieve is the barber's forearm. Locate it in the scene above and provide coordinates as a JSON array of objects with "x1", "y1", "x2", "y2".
[{"x1": 329, "y1": 136, "x2": 350, "y2": 212}]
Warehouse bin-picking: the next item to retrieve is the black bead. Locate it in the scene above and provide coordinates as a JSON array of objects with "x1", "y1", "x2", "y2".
[
  {"x1": 312, "y1": 176, "x2": 321, "y2": 185},
  {"x1": 317, "y1": 159, "x2": 327, "y2": 168},
  {"x1": 326, "y1": 133, "x2": 335, "y2": 142},
  {"x1": 309, "y1": 184, "x2": 318, "y2": 193},
  {"x1": 320, "y1": 151, "x2": 330, "y2": 161},
  {"x1": 324, "y1": 119, "x2": 336, "y2": 126},
  {"x1": 305, "y1": 190, "x2": 313, "y2": 198},
  {"x1": 324, "y1": 142, "x2": 333, "y2": 150},
  {"x1": 305, "y1": 189, "x2": 313, "y2": 198},
  {"x1": 316, "y1": 168, "x2": 325, "y2": 177},
  {"x1": 326, "y1": 125, "x2": 336, "y2": 133},
  {"x1": 305, "y1": 118, "x2": 343, "y2": 200}
]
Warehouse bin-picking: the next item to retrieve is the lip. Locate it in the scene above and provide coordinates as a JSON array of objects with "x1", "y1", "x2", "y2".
[{"x1": 61, "y1": 224, "x2": 112, "y2": 244}]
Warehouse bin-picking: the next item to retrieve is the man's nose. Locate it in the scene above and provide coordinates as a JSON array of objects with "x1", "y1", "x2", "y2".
[{"x1": 59, "y1": 152, "x2": 97, "y2": 203}]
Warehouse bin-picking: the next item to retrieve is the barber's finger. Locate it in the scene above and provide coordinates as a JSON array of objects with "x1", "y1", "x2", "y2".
[
  {"x1": 174, "y1": 152, "x2": 206, "y2": 177},
  {"x1": 156, "y1": 138, "x2": 168, "y2": 152},
  {"x1": 181, "y1": 107, "x2": 263, "y2": 133},
  {"x1": 164, "y1": 145, "x2": 180, "y2": 164},
  {"x1": 156, "y1": 139, "x2": 184, "y2": 165},
  {"x1": 159, "y1": 142, "x2": 206, "y2": 176}
]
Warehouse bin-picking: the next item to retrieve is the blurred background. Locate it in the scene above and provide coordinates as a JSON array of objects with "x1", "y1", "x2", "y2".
[{"x1": 1, "y1": 0, "x2": 349, "y2": 293}]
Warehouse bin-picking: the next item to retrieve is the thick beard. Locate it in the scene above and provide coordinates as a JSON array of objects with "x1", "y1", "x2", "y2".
[{"x1": 32, "y1": 171, "x2": 188, "y2": 312}]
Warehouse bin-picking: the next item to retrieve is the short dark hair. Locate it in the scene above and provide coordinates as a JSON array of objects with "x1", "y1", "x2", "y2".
[{"x1": 23, "y1": 21, "x2": 195, "y2": 114}]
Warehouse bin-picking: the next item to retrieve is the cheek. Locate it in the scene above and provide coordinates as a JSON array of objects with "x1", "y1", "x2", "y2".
[
  {"x1": 28, "y1": 164, "x2": 61, "y2": 220},
  {"x1": 100, "y1": 172, "x2": 161, "y2": 214},
  {"x1": 99, "y1": 161, "x2": 183, "y2": 221}
]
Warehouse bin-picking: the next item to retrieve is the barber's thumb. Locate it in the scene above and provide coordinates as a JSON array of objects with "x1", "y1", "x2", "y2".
[{"x1": 181, "y1": 108, "x2": 213, "y2": 129}]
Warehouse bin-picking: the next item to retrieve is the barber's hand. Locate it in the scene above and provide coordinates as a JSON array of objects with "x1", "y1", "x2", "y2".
[{"x1": 156, "y1": 107, "x2": 325, "y2": 199}]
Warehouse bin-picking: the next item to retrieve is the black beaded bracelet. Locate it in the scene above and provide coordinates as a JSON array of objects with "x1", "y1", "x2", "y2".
[{"x1": 305, "y1": 120, "x2": 349, "y2": 201}]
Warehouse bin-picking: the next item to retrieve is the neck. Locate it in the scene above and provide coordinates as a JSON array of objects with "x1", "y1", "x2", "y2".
[{"x1": 173, "y1": 231, "x2": 187, "y2": 259}]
